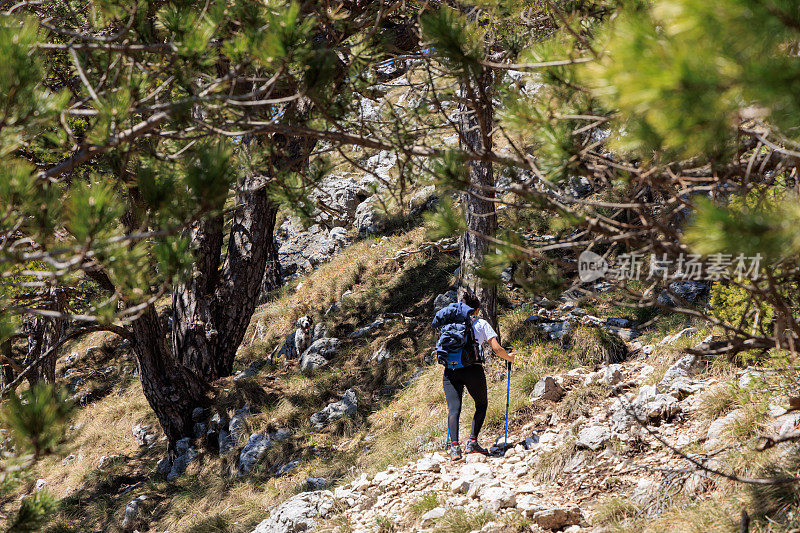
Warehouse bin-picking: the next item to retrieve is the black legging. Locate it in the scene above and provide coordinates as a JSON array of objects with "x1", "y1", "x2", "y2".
[{"x1": 443, "y1": 364, "x2": 488, "y2": 444}]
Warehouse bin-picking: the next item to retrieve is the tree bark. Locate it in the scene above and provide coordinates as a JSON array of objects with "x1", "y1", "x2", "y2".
[
  {"x1": 172, "y1": 99, "x2": 315, "y2": 381},
  {"x1": 458, "y1": 67, "x2": 499, "y2": 335},
  {"x1": 261, "y1": 206, "x2": 282, "y2": 297},
  {"x1": 171, "y1": 214, "x2": 225, "y2": 381},
  {"x1": 170, "y1": 178, "x2": 283, "y2": 381},
  {"x1": 211, "y1": 175, "x2": 280, "y2": 377},
  {"x1": 24, "y1": 287, "x2": 66, "y2": 385},
  {"x1": 131, "y1": 305, "x2": 211, "y2": 448},
  {"x1": 0, "y1": 339, "x2": 16, "y2": 390}
]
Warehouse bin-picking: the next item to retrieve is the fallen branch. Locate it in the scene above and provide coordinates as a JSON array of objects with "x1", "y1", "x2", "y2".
[{"x1": 384, "y1": 238, "x2": 459, "y2": 262}]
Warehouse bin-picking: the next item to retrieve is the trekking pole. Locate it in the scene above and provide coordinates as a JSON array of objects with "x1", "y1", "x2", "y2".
[{"x1": 504, "y1": 360, "x2": 510, "y2": 449}]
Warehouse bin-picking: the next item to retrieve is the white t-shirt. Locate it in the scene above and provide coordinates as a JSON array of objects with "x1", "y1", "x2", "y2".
[{"x1": 472, "y1": 318, "x2": 497, "y2": 346}]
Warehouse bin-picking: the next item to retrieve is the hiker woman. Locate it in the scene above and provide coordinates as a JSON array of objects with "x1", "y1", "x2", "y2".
[{"x1": 443, "y1": 292, "x2": 514, "y2": 461}]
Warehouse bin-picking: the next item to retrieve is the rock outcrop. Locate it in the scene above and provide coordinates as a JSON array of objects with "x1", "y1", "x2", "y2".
[
  {"x1": 310, "y1": 388, "x2": 358, "y2": 430},
  {"x1": 250, "y1": 490, "x2": 335, "y2": 533}
]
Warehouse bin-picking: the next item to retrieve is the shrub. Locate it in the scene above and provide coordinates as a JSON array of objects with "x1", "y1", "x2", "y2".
[
  {"x1": 434, "y1": 509, "x2": 494, "y2": 533},
  {"x1": 571, "y1": 325, "x2": 627, "y2": 365},
  {"x1": 409, "y1": 491, "x2": 440, "y2": 516},
  {"x1": 593, "y1": 495, "x2": 640, "y2": 526},
  {"x1": 749, "y1": 446, "x2": 800, "y2": 528},
  {"x1": 709, "y1": 281, "x2": 773, "y2": 343}
]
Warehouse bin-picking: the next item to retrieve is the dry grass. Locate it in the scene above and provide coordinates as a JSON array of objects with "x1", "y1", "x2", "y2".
[
  {"x1": 433, "y1": 509, "x2": 495, "y2": 533},
  {"x1": 698, "y1": 383, "x2": 741, "y2": 420},
  {"x1": 16, "y1": 206, "x2": 768, "y2": 533},
  {"x1": 32, "y1": 384, "x2": 157, "y2": 496},
  {"x1": 21, "y1": 222, "x2": 463, "y2": 533},
  {"x1": 592, "y1": 495, "x2": 641, "y2": 530},
  {"x1": 531, "y1": 438, "x2": 577, "y2": 483},
  {"x1": 643, "y1": 493, "x2": 743, "y2": 533},
  {"x1": 571, "y1": 325, "x2": 627, "y2": 365},
  {"x1": 246, "y1": 227, "x2": 430, "y2": 348},
  {"x1": 557, "y1": 383, "x2": 605, "y2": 420}
]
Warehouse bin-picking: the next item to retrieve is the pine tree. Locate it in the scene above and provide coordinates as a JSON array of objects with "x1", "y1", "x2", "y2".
[{"x1": 0, "y1": 0, "x2": 452, "y2": 448}]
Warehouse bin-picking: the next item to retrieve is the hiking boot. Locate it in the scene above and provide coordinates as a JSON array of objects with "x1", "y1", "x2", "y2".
[
  {"x1": 465, "y1": 438, "x2": 488, "y2": 455},
  {"x1": 448, "y1": 443, "x2": 463, "y2": 461}
]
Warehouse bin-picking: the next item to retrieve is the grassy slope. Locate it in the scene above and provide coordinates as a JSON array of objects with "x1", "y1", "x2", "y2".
[
  {"x1": 5, "y1": 219, "x2": 789, "y2": 532},
  {"x1": 18, "y1": 226, "x2": 463, "y2": 532}
]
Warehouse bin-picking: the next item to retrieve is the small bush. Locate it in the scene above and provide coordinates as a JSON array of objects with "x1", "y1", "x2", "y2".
[
  {"x1": 571, "y1": 326, "x2": 627, "y2": 365},
  {"x1": 409, "y1": 491, "x2": 440, "y2": 516},
  {"x1": 434, "y1": 509, "x2": 494, "y2": 533},
  {"x1": 709, "y1": 282, "x2": 773, "y2": 335},
  {"x1": 593, "y1": 495, "x2": 640, "y2": 526}
]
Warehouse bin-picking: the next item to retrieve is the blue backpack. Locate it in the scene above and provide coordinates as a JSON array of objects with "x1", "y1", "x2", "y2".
[{"x1": 432, "y1": 303, "x2": 480, "y2": 370}]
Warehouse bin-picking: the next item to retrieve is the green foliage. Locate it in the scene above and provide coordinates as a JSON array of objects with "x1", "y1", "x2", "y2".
[
  {"x1": 421, "y1": 8, "x2": 484, "y2": 78},
  {"x1": 7, "y1": 490, "x2": 59, "y2": 533},
  {"x1": 685, "y1": 197, "x2": 800, "y2": 261},
  {"x1": 425, "y1": 198, "x2": 465, "y2": 240},
  {"x1": 409, "y1": 491, "x2": 440, "y2": 516},
  {"x1": 184, "y1": 142, "x2": 237, "y2": 210},
  {"x1": 1, "y1": 384, "x2": 75, "y2": 459},
  {"x1": 585, "y1": 0, "x2": 800, "y2": 158},
  {"x1": 0, "y1": 15, "x2": 67, "y2": 157},
  {"x1": 431, "y1": 151, "x2": 468, "y2": 190},
  {"x1": 66, "y1": 179, "x2": 125, "y2": 244},
  {"x1": 708, "y1": 282, "x2": 773, "y2": 333},
  {"x1": 0, "y1": 311, "x2": 18, "y2": 346}
]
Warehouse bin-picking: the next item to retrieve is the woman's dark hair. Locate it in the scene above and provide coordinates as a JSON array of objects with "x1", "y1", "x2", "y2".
[{"x1": 461, "y1": 292, "x2": 481, "y2": 311}]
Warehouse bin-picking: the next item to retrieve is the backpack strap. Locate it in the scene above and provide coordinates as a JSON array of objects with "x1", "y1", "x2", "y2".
[{"x1": 462, "y1": 315, "x2": 479, "y2": 365}]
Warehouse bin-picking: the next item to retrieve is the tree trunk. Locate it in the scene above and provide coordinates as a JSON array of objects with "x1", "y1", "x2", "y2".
[
  {"x1": 171, "y1": 214, "x2": 225, "y2": 381},
  {"x1": 170, "y1": 178, "x2": 282, "y2": 381},
  {"x1": 261, "y1": 206, "x2": 281, "y2": 297},
  {"x1": 1, "y1": 339, "x2": 15, "y2": 389},
  {"x1": 458, "y1": 67, "x2": 499, "y2": 335},
  {"x1": 131, "y1": 305, "x2": 210, "y2": 448},
  {"x1": 211, "y1": 176, "x2": 280, "y2": 377},
  {"x1": 24, "y1": 287, "x2": 66, "y2": 385},
  {"x1": 172, "y1": 100, "x2": 315, "y2": 381}
]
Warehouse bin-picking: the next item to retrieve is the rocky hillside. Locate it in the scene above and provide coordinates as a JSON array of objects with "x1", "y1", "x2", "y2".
[
  {"x1": 247, "y1": 300, "x2": 800, "y2": 533},
  {"x1": 2, "y1": 143, "x2": 793, "y2": 532},
  {"x1": 10, "y1": 216, "x2": 798, "y2": 533}
]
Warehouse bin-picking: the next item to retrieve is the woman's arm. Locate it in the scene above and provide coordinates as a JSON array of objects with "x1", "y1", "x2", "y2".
[{"x1": 489, "y1": 337, "x2": 515, "y2": 363}]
